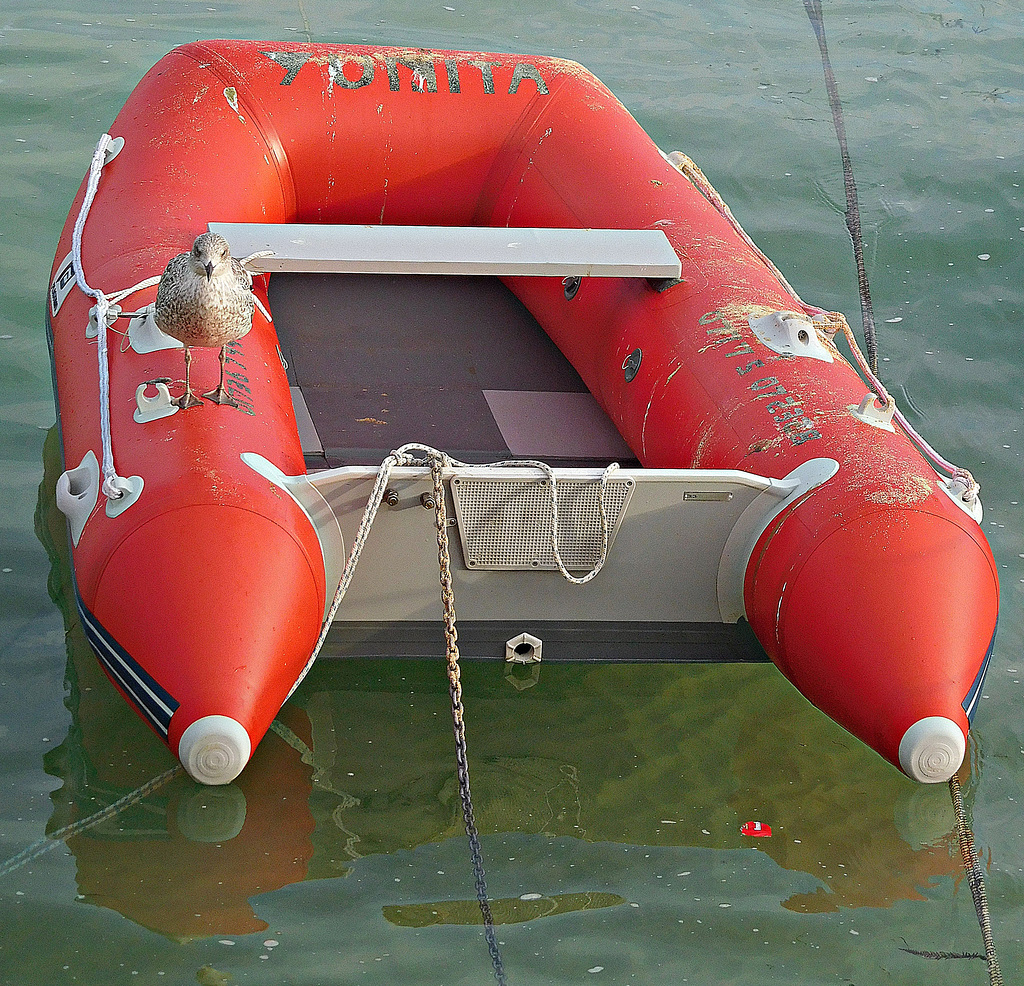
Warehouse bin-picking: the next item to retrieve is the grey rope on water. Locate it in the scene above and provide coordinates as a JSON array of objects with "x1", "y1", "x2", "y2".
[
  {"x1": 803, "y1": 6, "x2": 998, "y2": 977},
  {"x1": 0, "y1": 765, "x2": 183, "y2": 878},
  {"x1": 295, "y1": 0, "x2": 313, "y2": 43},
  {"x1": 949, "y1": 775, "x2": 1004, "y2": 985},
  {"x1": 803, "y1": 0, "x2": 879, "y2": 375}
]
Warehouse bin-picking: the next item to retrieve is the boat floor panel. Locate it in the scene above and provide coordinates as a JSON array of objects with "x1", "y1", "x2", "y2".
[{"x1": 269, "y1": 272, "x2": 641, "y2": 470}]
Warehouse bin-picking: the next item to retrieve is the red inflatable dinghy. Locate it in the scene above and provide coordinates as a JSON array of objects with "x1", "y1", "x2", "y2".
[{"x1": 47, "y1": 41, "x2": 998, "y2": 784}]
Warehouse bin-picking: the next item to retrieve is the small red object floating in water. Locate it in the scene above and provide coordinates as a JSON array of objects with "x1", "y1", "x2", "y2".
[{"x1": 741, "y1": 821, "x2": 772, "y2": 837}]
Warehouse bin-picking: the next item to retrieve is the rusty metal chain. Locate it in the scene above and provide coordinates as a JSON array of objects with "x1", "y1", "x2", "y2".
[{"x1": 430, "y1": 457, "x2": 508, "y2": 985}]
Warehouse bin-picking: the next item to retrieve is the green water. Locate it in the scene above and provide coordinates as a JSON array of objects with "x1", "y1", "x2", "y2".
[{"x1": 2, "y1": 1, "x2": 1023, "y2": 983}]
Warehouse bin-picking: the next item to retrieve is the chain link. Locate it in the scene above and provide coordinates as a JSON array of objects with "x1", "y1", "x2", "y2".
[{"x1": 431, "y1": 458, "x2": 508, "y2": 985}]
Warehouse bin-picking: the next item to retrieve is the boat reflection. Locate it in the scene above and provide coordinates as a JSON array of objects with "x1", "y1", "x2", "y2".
[
  {"x1": 37, "y1": 427, "x2": 969, "y2": 940},
  {"x1": 37, "y1": 427, "x2": 317, "y2": 940},
  {"x1": 383, "y1": 892, "x2": 627, "y2": 928}
]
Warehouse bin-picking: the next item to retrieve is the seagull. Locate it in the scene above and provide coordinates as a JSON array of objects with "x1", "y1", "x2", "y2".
[{"x1": 154, "y1": 231, "x2": 255, "y2": 409}]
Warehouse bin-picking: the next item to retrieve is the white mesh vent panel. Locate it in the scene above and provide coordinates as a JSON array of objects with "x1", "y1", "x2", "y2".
[{"x1": 451, "y1": 476, "x2": 634, "y2": 571}]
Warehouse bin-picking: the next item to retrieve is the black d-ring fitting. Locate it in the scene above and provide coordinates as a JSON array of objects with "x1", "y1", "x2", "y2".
[{"x1": 622, "y1": 347, "x2": 642, "y2": 383}]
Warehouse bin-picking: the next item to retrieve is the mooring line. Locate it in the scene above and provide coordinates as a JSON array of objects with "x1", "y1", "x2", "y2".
[
  {"x1": 0, "y1": 765, "x2": 182, "y2": 878},
  {"x1": 429, "y1": 457, "x2": 508, "y2": 985},
  {"x1": 899, "y1": 945, "x2": 984, "y2": 961},
  {"x1": 803, "y1": 0, "x2": 879, "y2": 374},
  {"x1": 950, "y1": 776, "x2": 1004, "y2": 985},
  {"x1": 804, "y1": 5, "x2": 1001, "y2": 977}
]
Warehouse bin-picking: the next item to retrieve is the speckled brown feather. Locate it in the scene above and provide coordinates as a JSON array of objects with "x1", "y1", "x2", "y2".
[{"x1": 154, "y1": 232, "x2": 255, "y2": 348}]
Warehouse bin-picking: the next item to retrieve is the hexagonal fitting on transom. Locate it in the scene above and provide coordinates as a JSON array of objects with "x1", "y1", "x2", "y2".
[{"x1": 505, "y1": 632, "x2": 543, "y2": 664}]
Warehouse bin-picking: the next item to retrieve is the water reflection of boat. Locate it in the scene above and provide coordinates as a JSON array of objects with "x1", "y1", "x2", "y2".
[
  {"x1": 293, "y1": 660, "x2": 969, "y2": 914},
  {"x1": 383, "y1": 892, "x2": 627, "y2": 928},
  {"x1": 38, "y1": 425, "x2": 967, "y2": 939},
  {"x1": 38, "y1": 426, "x2": 316, "y2": 940}
]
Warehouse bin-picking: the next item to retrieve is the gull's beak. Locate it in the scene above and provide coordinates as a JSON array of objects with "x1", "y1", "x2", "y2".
[{"x1": 205, "y1": 262, "x2": 214, "y2": 280}]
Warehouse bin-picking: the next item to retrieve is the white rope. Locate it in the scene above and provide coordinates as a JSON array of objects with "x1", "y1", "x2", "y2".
[
  {"x1": 283, "y1": 446, "x2": 429, "y2": 699},
  {"x1": 241, "y1": 249, "x2": 275, "y2": 269},
  {"x1": 70, "y1": 133, "x2": 132, "y2": 501},
  {"x1": 240, "y1": 251, "x2": 275, "y2": 323},
  {"x1": 68, "y1": 139, "x2": 278, "y2": 505},
  {"x1": 286, "y1": 444, "x2": 620, "y2": 698},
  {"x1": 666, "y1": 148, "x2": 980, "y2": 505},
  {"x1": 103, "y1": 252, "x2": 272, "y2": 321},
  {"x1": 814, "y1": 311, "x2": 980, "y2": 502},
  {"x1": 108, "y1": 274, "x2": 162, "y2": 307},
  {"x1": 485, "y1": 456, "x2": 620, "y2": 585},
  {"x1": 665, "y1": 150, "x2": 807, "y2": 305}
]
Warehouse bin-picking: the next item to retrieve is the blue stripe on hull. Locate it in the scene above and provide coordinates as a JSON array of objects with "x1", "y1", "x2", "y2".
[
  {"x1": 74, "y1": 594, "x2": 179, "y2": 738},
  {"x1": 962, "y1": 621, "x2": 998, "y2": 723}
]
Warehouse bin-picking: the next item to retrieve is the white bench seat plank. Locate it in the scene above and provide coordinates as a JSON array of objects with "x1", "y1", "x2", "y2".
[{"x1": 210, "y1": 222, "x2": 682, "y2": 278}]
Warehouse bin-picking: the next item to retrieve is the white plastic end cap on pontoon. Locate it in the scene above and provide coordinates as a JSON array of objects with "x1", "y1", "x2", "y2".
[
  {"x1": 178, "y1": 715, "x2": 252, "y2": 785},
  {"x1": 898, "y1": 716, "x2": 966, "y2": 783}
]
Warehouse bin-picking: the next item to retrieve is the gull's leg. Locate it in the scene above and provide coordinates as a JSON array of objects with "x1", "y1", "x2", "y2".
[
  {"x1": 174, "y1": 347, "x2": 204, "y2": 409},
  {"x1": 204, "y1": 346, "x2": 239, "y2": 407}
]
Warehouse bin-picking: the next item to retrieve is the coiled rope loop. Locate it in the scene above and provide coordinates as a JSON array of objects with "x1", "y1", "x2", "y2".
[{"x1": 287, "y1": 444, "x2": 620, "y2": 697}]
